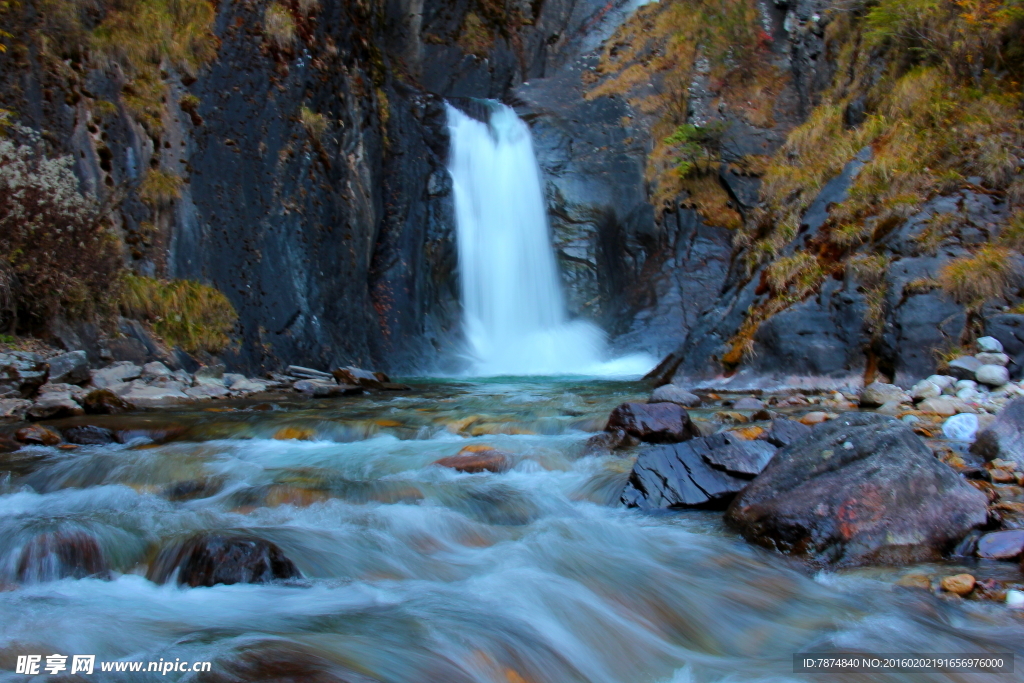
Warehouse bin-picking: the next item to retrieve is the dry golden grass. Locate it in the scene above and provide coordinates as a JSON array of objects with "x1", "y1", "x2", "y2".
[
  {"x1": 458, "y1": 12, "x2": 493, "y2": 58},
  {"x1": 939, "y1": 245, "x2": 1020, "y2": 308},
  {"x1": 300, "y1": 105, "x2": 327, "y2": 140},
  {"x1": 139, "y1": 168, "x2": 183, "y2": 206},
  {"x1": 119, "y1": 273, "x2": 237, "y2": 354},
  {"x1": 264, "y1": 2, "x2": 296, "y2": 50}
]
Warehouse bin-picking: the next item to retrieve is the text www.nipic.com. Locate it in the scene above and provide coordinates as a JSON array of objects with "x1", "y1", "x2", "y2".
[{"x1": 15, "y1": 655, "x2": 212, "y2": 676}]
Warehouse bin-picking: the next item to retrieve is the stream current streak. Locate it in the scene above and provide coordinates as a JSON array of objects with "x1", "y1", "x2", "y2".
[
  {"x1": 446, "y1": 103, "x2": 651, "y2": 377},
  {"x1": 0, "y1": 380, "x2": 1021, "y2": 682}
]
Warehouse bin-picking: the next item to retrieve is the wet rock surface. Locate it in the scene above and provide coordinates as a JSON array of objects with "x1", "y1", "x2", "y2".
[
  {"x1": 622, "y1": 432, "x2": 777, "y2": 510},
  {"x1": 726, "y1": 413, "x2": 988, "y2": 566},
  {"x1": 972, "y1": 396, "x2": 1024, "y2": 470},
  {"x1": 16, "y1": 531, "x2": 110, "y2": 582},
  {"x1": 605, "y1": 402, "x2": 700, "y2": 443},
  {"x1": 149, "y1": 535, "x2": 301, "y2": 588}
]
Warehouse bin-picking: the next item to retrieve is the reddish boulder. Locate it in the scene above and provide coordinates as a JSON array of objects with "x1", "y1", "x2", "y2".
[
  {"x1": 16, "y1": 530, "x2": 110, "y2": 582},
  {"x1": 148, "y1": 534, "x2": 301, "y2": 587},
  {"x1": 15, "y1": 425, "x2": 61, "y2": 446},
  {"x1": 434, "y1": 445, "x2": 510, "y2": 473}
]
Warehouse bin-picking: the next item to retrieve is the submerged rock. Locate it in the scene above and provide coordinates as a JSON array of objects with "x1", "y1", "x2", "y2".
[
  {"x1": 971, "y1": 396, "x2": 1024, "y2": 470},
  {"x1": 64, "y1": 425, "x2": 117, "y2": 445},
  {"x1": 16, "y1": 530, "x2": 110, "y2": 582},
  {"x1": 434, "y1": 446, "x2": 511, "y2": 473},
  {"x1": 149, "y1": 534, "x2": 301, "y2": 587},
  {"x1": 606, "y1": 402, "x2": 700, "y2": 443},
  {"x1": 621, "y1": 433, "x2": 776, "y2": 509},
  {"x1": 726, "y1": 413, "x2": 987, "y2": 566}
]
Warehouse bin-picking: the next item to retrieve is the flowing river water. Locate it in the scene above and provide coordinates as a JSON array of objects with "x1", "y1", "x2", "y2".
[{"x1": 1, "y1": 378, "x2": 1022, "y2": 682}]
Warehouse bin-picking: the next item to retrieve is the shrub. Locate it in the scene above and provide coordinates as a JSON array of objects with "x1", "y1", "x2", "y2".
[
  {"x1": 299, "y1": 105, "x2": 327, "y2": 140},
  {"x1": 457, "y1": 12, "x2": 493, "y2": 57},
  {"x1": 0, "y1": 138, "x2": 120, "y2": 330},
  {"x1": 264, "y1": 2, "x2": 296, "y2": 49},
  {"x1": 939, "y1": 245, "x2": 1021, "y2": 308},
  {"x1": 118, "y1": 273, "x2": 237, "y2": 354},
  {"x1": 139, "y1": 167, "x2": 183, "y2": 206}
]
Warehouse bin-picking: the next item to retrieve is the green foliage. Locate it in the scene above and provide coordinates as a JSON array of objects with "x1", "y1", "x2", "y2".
[
  {"x1": 118, "y1": 273, "x2": 237, "y2": 354},
  {"x1": 299, "y1": 105, "x2": 327, "y2": 140},
  {"x1": 665, "y1": 122, "x2": 726, "y2": 178}
]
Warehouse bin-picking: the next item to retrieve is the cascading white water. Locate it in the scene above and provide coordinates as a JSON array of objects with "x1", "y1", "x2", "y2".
[{"x1": 446, "y1": 102, "x2": 653, "y2": 377}]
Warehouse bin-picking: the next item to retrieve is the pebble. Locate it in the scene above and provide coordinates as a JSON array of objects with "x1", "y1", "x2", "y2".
[
  {"x1": 1007, "y1": 589, "x2": 1024, "y2": 609},
  {"x1": 976, "y1": 352, "x2": 1009, "y2": 366},
  {"x1": 942, "y1": 413, "x2": 979, "y2": 441},
  {"x1": 940, "y1": 573, "x2": 975, "y2": 595},
  {"x1": 799, "y1": 411, "x2": 829, "y2": 426},
  {"x1": 895, "y1": 573, "x2": 931, "y2": 590},
  {"x1": 976, "y1": 364, "x2": 1010, "y2": 387}
]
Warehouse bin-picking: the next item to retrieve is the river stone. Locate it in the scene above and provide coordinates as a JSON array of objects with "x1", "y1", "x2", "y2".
[
  {"x1": 149, "y1": 535, "x2": 301, "y2": 588},
  {"x1": 941, "y1": 574, "x2": 975, "y2": 595},
  {"x1": 90, "y1": 361, "x2": 142, "y2": 388},
  {"x1": 725, "y1": 413, "x2": 988, "y2": 566},
  {"x1": 977, "y1": 336, "x2": 1004, "y2": 353},
  {"x1": 649, "y1": 384, "x2": 701, "y2": 407},
  {"x1": 27, "y1": 395, "x2": 84, "y2": 421},
  {"x1": 230, "y1": 379, "x2": 268, "y2": 393},
  {"x1": 928, "y1": 375, "x2": 957, "y2": 391},
  {"x1": 195, "y1": 363, "x2": 226, "y2": 380},
  {"x1": 918, "y1": 397, "x2": 973, "y2": 416},
  {"x1": 64, "y1": 425, "x2": 117, "y2": 445},
  {"x1": 186, "y1": 384, "x2": 230, "y2": 400},
  {"x1": 15, "y1": 425, "x2": 61, "y2": 445},
  {"x1": 971, "y1": 396, "x2": 1024, "y2": 469},
  {"x1": 47, "y1": 351, "x2": 90, "y2": 384},
  {"x1": 976, "y1": 530, "x2": 1024, "y2": 560},
  {"x1": 82, "y1": 389, "x2": 134, "y2": 414},
  {"x1": 434, "y1": 448, "x2": 510, "y2": 473},
  {"x1": 606, "y1": 402, "x2": 700, "y2": 443},
  {"x1": 293, "y1": 379, "x2": 359, "y2": 397},
  {"x1": 859, "y1": 382, "x2": 910, "y2": 407},
  {"x1": 16, "y1": 530, "x2": 110, "y2": 582},
  {"x1": 622, "y1": 433, "x2": 773, "y2": 509},
  {"x1": 758, "y1": 419, "x2": 812, "y2": 448},
  {"x1": 947, "y1": 356, "x2": 983, "y2": 381},
  {"x1": 702, "y1": 440, "x2": 777, "y2": 477},
  {"x1": 141, "y1": 361, "x2": 173, "y2": 379},
  {"x1": 976, "y1": 364, "x2": 1010, "y2": 387}
]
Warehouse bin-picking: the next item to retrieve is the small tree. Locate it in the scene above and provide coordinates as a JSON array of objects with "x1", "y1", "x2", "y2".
[{"x1": 0, "y1": 137, "x2": 121, "y2": 331}]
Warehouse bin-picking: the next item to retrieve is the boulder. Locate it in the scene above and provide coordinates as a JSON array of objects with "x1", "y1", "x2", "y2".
[
  {"x1": 287, "y1": 365, "x2": 333, "y2": 380},
  {"x1": 976, "y1": 530, "x2": 1024, "y2": 560},
  {"x1": 606, "y1": 402, "x2": 700, "y2": 443},
  {"x1": 293, "y1": 379, "x2": 359, "y2": 397},
  {"x1": 47, "y1": 351, "x2": 90, "y2": 384},
  {"x1": 0, "y1": 352, "x2": 48, "y2": 397},
  {"x1": 583, "y1": 428, "x2": 640, "y2": 454},
  {"x1": 976, "y1": 352, "x2": 1009, "y2": 367},
  {"x1": 649, "y1": 384, "x2": 702, "y2": 407},
  {"x1": 726, "y1": 413, "x2": 988, "y2": 566},
  {"x1": 64, "y1": 425, "x2": 117, "y2": 445},
  {"x1": 927, "y1": 375, "x2": 957, "y2": 391},
  {"x1": 194, "y1": 363, "x2": 226, "y2": 380},
  {"x1": 15, "y1": 530, "x2": 110, "y2": 582},
  {"x1": 0, "y1": 398, "x2": 31, "y2": 420},
  {"x1": 971, "y1": 396, "x2": 1024, "y2": 469},
  {"x1": 758, "y1": 418, "x2": 812, "y2": 448},
  {"x1": 947, "y1": 356, "x2": 982, "y2": 381},
  {"x1": 141, "y1": 361, "x2": 173, "y2": 379},
  {"x1": 940, "y1": 574, "x2": 975, "y2": 595},
  {"x1": 976, "y1": 364, "x2": 1010, "y2": 387},
  {"x1": 332, "y1": 366, "x2": 384, "y2": 389},
  {"x1": 121, "y1": 386, "x2": 192, "y2": 408},
  {"x1": 27, "y1": 395, "x2": 84, "y2": 421},
  {"x1": 148, "y1": 534, "x2": 301, "y2": 587},
  {"x1": 621, "y1": 432, "x2": 776, "y2": 509},
  {"x1": 859, "y1": 382, "x2": 910, "y2": 407},
  {"x1": 89, "y1": 361, "x2": 141, "y2": 388},
  {"x1": 222, "y1": 372, "x2": 246, "y2": 386},
  {"x1": 977, "y1": 336, "x2": 1004, "y2": 353},
  {"x1": 15, "y1": 425, "x2": 62, "y2": 445},
  {"x1": 82, "y1": 389, "x2": 134, "y2": 414}
]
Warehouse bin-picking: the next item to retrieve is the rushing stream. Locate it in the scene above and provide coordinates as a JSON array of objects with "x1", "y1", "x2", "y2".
[{"x1": 0, "y1": 379, "x2": 1022, "y2": 682}]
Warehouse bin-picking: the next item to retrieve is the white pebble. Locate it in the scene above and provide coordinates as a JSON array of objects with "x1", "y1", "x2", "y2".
[
  {"x1": 1007, "y1": 590, "x2": 1024, "y2": 609},
  {"x1": 943, "y1": 413, "x2": 979, "y2": 442}
]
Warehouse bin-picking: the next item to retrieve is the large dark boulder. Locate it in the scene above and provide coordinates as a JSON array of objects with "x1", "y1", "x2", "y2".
[
  {"x1": 148, "y1": 534, "x2": 301, "y2": 587},
  {"x1": 606, "y1": 402, "x2": 700, "y2": 443},
  {"x1": 622, "y1": 433, "x2": 777, "y2": 509},
  {"x1": 726, "y1": 413, "x2": 987, "y2": 566},
  {"x1": 47, "y1": 351, "x2": 90, "y2": 385},
  {"x1": 971, "y1": 396, "x2": 1024, "y2": 470}
]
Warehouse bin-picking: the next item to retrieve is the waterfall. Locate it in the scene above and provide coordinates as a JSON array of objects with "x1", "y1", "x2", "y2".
[{"x1": 446, "y1": 101, "x2": 653, "y2": 377}]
